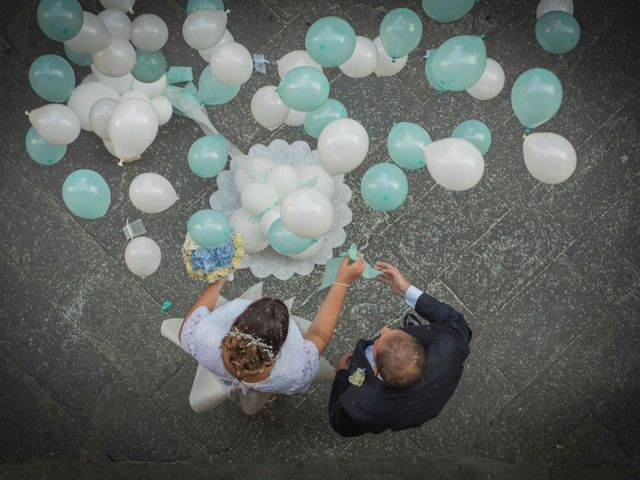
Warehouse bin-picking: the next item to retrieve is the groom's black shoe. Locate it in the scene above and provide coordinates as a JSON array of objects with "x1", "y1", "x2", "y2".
[{"x1": 403, "y1": 313, "x2": 422, "y2": 328}]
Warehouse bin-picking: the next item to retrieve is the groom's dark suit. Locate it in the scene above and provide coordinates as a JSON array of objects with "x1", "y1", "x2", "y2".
[{"x1": 328, "y1": 292, "x2": 472, "y2": 437}]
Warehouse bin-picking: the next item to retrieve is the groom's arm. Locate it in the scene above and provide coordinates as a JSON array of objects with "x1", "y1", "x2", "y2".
[{"x1": 328, "y1": 369, "x2": 364, "y2": 438}]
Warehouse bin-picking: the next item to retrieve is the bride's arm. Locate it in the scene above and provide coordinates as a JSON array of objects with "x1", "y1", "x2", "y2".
[
  {"x1": 304, "y1": 257, "x2": 365, "y2": 355},
  {"x1": 179, "y1": 279, "x2": 225, "y2": 341}
]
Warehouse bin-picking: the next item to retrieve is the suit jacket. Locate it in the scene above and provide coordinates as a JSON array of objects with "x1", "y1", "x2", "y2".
[{"x1": 328, "y1": 292, "x2": 472, "y2": 437}]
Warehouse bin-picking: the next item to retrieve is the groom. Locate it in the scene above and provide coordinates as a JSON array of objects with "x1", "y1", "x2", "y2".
[{"x1": 328, "y1": 262, "x2": 472, "y2": 437}]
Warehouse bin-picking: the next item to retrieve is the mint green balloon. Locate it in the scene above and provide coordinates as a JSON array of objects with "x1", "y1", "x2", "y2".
[
  {"x1": 305, "y1": 16, "x2": 356, "y2": 67},
  {"x1": 424, "y1": 52, "x2": 446, "y2": 92},
  {"x1": 421, "y1": 0, "x2": 475, "y2": 22},
  {"x1": 187, "y1": 209, "x2": 230, "y2": 248},
  {"x1": 188, "y1": 135, "x2": 228, "y2": 178},
  {"x1": 268, "y1": 219, "x2": 315, "y2": 255},
  {"x1": 380, "y1": 8, "x2": 423, "y2": 59},
  {"x1": 452, "y1": 120, "x2": 492, "y2": 155},
  {"x1": 535, "y1": 11, "x2": 581, "y2": 54},
  {"x1": 64, "y1": 45, "x2": 92, "y2": 67},
  {"x1": 387, "y1": 122, "x2": 432, "y2": 170},
  {"x1": 361, "y1": 163, "x2": 408, "y2": 212},
  {"x1": 62, "y1": 169, "x2": 111, "y2": 220},
  {"x1": 278, "y1": 66, "x2": 330, "y2": 112},
  {"x1": 511, "y1": 68, "x2": 563, "y2": 129},
  {"x1": 132, "y1": 50, "x2": 167, "y2": 83},
  {"x1": 430, "y1": 35, "x2": 487, "y2": 91},
  {"x1": 29, "y1": 54, "x2": 75, "y2": 102},
  {"x1": 186, "y1": 0, "x2": 224, "y2": 14},
  {"x1": 198, "y1": 66, "x2": 240, "y2": 105},
  {"x1": 25, "y1": 127, "x2": 66, "y2": 165},
  {"x1": 37, "y1": 0, "x2": 83, "y2": 41},
  {"x1": 303, "y1": 99, "x2": 347, "y2": 139}
]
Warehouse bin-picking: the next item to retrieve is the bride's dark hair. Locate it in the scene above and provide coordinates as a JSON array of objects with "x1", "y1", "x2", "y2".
[{"x1": 221, "y1": 298, "x2": 289, "y2": 380}]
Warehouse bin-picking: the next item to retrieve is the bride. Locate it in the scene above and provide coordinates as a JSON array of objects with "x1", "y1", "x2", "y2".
[{"x1": 179, "y1": 255, "x2": 365, "y2": 414}]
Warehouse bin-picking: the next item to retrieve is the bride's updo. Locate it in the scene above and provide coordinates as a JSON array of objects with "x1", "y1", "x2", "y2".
[{"x1": 221, "y1": 298, "x2": 289, "y2": 380}]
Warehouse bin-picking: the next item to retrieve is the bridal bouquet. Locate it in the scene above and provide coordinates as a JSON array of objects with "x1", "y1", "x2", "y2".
[{"x1": 182, "y1": 233, "x2": 245, "y2": 283}]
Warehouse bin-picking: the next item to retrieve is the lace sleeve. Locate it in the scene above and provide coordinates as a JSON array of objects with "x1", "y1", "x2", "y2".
[
  {"x1": 290, "y1": 340, "x2": 320, "y2": 394},
  {"x1": 180, "y1": 306, "x2": 210, "y2": 356}
]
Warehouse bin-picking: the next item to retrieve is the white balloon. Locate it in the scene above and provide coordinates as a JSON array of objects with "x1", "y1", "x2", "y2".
[
  {"x1": 277, "y1": 50, "x2": 323, "y2": 79},
  {"x1": 251, "y1": 86, "x2": 289, "y2": 131},
  {"x1": 285, "y1": 109, "x2": 306, "y2": 127},
  {"x1": 131, "y1": 14, "x2": 168, "y2": 52},
  {"x1": 198, "y1": 29, "x2": 234, "y2": 62},
  {"x1": 466, "y1": 58, "x2": 505, "y2": 101},
  {"x1": 260, "y1": 208, "x2": 281, "y2": 236},
  {"x1": 28, "y1": 104, "x2": 81, "y2": 146},
  {"x1": 182, "y1": 10, "x2": 227, "y2": 50},
  {"x1": 296, "y1": 164, "x2": 335, "y2": 199},
  {"x1": 67, "y1": 82, "x2": 119, "y2": 131},
  {"x1": 241, "y1": 182, "x2": 279, "y2": 215},
  {"x1": 281, "y1": 187, "x2": 334, "y2": 239},
  {"x1": 131, "y1": 74, "x2": 167, "y2": 98},
  {"x1": 536, "y1": 0, "x2": 574, "y2": 18},
  {"x1": 92, "y1": 38, "x2": 136, "y2": 77},
  {"x1": 129, "y1": 172, "x2": 178, "y2": 214},
  {"x1": 288, "y1": 240, "x2": 324, "y2": 260},
  {"x1": 523, "y1": 132, "x2": 576, "y2": 184},
  {"x1": 424, "y1": 138, "x2": 485, "y2": 191},
  {"x1": 373, "y1": 37, "x2": 407, "y2": 77},
  {"x1": 90, "y1": 64, "x2": 134, "y2": 94},
  {"x1": 209, "y1": 42, "x2": 253, "y2": 85},
  {"x1": 81, "y1": 73, "x2": 97, "y2": 84},
  {"x1": 267, "y1": 165, "x2": 300, "y2": 199},
  {"x1": 339, "y1": 36, "x2": 378, "y2": 78},
  {"x1": 89, "y1": 97, "x2": 118, "y2": 140},
  {"x1": 230, "y1": 208, "x2": 269, "y2": 254},
  {"x1": 64, "y1": 12, "x2": 111, "y2": 54},
  {"x1": 125, "y1": 236, "x2": 161, "y2": 278},
  {"x1": 151, "y1": 96, "x2": 172, "y2": 126},
  {"x1": 318, "y1": 118, "x2": 369, "y2": 175},
  {"x1": 97, "y1": 8, "x2": 132, "y2": 39},
  {"x1": 99, "y1": 0, "x2": 135, "y2": 13},
  {"x1": 234, "y1": 156, "x2": 275, "y2": 192},
  {"x1": 120, "y1": 90, "x2": 148, "y2": 100},
  {"x1": 107, "y1": 98, "x2": 159, "y2": 160}
]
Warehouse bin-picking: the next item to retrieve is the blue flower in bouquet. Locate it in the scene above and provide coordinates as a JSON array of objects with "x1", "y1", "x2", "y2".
[{"x1": 189, "y1": 238, "x2": 235, "y2": 272}]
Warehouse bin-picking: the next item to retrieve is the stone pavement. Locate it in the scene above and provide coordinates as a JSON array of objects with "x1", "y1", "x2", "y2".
[{"x1": 0, "y1": 0, "x2": 639, "y2": 476}]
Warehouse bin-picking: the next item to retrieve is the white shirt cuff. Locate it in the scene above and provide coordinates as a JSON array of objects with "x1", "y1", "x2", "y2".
[{"x1": 404, "y1": 285, "x2": 423, "y2": 309}]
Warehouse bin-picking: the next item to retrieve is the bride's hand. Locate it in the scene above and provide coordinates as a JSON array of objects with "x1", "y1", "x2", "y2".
[{"x1": 335, "y1": 255, "x2": 366, "y2": 286}]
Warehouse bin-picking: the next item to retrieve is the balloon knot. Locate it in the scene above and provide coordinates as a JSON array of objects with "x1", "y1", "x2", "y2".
[
  {"x1": 524, "y1": 128, "x2": 531, "y2": 135},
  {"x1": 117, "y1": 159, "x2": 124, "y2": 167},
  {"x1": 129, "y1": 8, "x2": 134, "y2": 14},
  {"x1": 225, "y1": 9, "x2": 231, "y2": 14},
  {"x1": 480, "y1": 33, "x2": 487, "y2": 40},
  {"x1": 24, "y1": 111, "x2": 29, "y2": 116}
]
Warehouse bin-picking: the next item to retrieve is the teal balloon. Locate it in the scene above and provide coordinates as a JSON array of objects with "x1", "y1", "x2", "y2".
[
  {"x1": 424, "y1": 52, "x2": 446, "y2": 92},
  {"x1": 452, "y1": 120, "x2": 492, "y2": 155},
  {"x1": 28, "y1": 54, "x2": 75, "y2": 103},
  {"x1": 186, "y1": 0, "x2": 224, "y2": 14},
  {"x1": 198, "y1": 66, "x2": 240, "y2": 105},
  {"x1": 303, "y1": 99, "x2": 348, "y2": 139},
  {"x1": 64, "y1": 45, "x2": 92, "y2": 67},
  {"x1": 278, "y1": 66, "x2": 330, "y2": 112},
  {"x1": 187, "y1": 209, "x2": 230, "y2": 248},
  {"x1": 188, "y1": 135, "x2": 228, "y2": 178},
  {"x1": 25, "y1": 127, "x2": 66, "y2": 165},
  {"x1": 380, "y1": 8, "x2": 423, "y2": 59},
  {"x1": 132, "y1": 50, "x2": 167, "y2": 83},
  {"x1": 535, "y1": 11, "x2": 581, "y2": 54},
  {"x1": 37, "y1": 0, "x2": 83, "y2": 41},
  {"x1": 421, "y1": 0, "x2": 475, "y2": 22},
  {"x1": 62, "y1": 169, "x2": 111, "y2": 220},
  {"x1": 268, "y1": 219, "x2": 315, "y2": 255},
  {"x1": 430, "y1": 35, "x2": 487, "y2": 91},
  {"x1": 305, "y1": 16, "x2": 356, "y2": 67},
  {"x1": 511, "y1": 68, "x2": 563, "y2": 129},
  {"x1": 387, "y1": 122, "x2": 432, "y2": 170},
  {"x1": 360, "y1": 163, "x2": 408, "y2": 212}
]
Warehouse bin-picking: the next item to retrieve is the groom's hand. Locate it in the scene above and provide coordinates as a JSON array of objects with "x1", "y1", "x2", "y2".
[
  {"x1": 335, "y1": 352, "x2": 353, "y2": 371},
  {"x1": 374, "y1": 262, "x2": 410, "y2": 297}
]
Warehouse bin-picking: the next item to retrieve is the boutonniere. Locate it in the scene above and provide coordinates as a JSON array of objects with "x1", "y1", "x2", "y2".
[{"x1": 348, "y1": 368, "x2": 366, "y2": 387}]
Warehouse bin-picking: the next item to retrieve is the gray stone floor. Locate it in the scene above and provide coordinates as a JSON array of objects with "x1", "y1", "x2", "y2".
[{"x1": 1, "y1": 0, "x2": 639, "y2": 474}]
